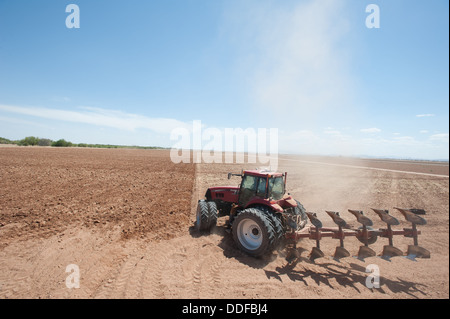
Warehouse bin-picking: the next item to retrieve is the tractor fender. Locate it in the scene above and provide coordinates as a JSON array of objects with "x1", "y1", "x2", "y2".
[
  {"x1": 279, "y1": 195, "x2": 297, "y2": 208},
  {"x1": 245, "y1": 198, "x2": 284, "y2": 213}
]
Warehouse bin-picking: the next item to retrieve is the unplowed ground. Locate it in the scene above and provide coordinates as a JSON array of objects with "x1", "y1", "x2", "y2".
[{"x1": 0, "y1": 147, "x2": 448, "y2": 299}]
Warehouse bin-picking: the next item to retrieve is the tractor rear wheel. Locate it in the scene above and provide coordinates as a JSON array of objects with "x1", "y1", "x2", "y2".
[
  {"x1": 253, "y1": 205, "x2": 284, "y2": 250},
  {"x1": 232, "y1": 208, "x2": 276, "y2": 257},
  {"x1": 294, "y1": 200, "x2": 308, "y2": 230},
  {"x1": 206, "y1": 201, "x2": 218, "y2": 228},
  {"x1": 196, "y1": 200, "x2": 218, "y2": 232}
]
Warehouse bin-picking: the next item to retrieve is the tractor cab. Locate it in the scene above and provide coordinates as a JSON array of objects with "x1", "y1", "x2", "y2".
[{"x1": 234, "y1": 170, "x2": 286, "y2": 208}]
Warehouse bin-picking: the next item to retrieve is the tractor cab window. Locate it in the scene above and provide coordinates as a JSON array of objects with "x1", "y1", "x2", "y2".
[
  {"x1": 256, "y1": 177, "x2": 267, "y2": 197},
  {"x1": 268, "y1": 176, "x2": 285, "y2": 200},
  {"x1": 238, "y1": 175, "x2": 257, "y2": 206},
  {"x1": 241, "y1": 175, "x2": 257, "y2": 190}
]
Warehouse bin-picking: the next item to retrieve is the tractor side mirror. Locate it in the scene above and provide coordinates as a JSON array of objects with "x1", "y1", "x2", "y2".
[{"x1": 228, "y1": 172, "x2": 243, "y2": 179}]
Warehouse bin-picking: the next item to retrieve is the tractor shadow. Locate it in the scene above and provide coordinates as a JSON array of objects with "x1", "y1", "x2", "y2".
[
  {"x1": 188, "y1": 222, "x2": 277, "y2": 268},
  {"x1": 263, "y1": 254, "x2": 429, "y2": 298}
]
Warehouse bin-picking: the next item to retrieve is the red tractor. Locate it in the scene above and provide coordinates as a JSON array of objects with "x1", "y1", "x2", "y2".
[
  {"x1": 196, "y1": 169, "x2": 308, "y2": 257},
  {"x1": 196, "y1": 169, "x2": 430, "y2": 262}
]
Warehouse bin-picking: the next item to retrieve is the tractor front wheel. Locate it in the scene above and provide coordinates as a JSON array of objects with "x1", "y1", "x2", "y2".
[{"x1": 232, "y1": 208, "x2": 276, "y2": 257}]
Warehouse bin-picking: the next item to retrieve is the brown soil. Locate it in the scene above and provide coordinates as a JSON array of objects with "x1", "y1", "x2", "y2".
[{"x1": 0, "y1": 147, "x2": 448, "y2": 299}]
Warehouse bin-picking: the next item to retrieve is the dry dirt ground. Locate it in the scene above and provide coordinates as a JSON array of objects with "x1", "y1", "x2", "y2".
[{"x1": 0, "y1": 147, "x2": 448, "y2": 299}]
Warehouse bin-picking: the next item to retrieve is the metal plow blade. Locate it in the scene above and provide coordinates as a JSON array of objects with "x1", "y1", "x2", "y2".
[
  {"x1": 325, "y1": 211, "x2": 348, "y2": 228},
  {"x1": 394, "y1": 207, "x2": 430, "y2": 261},
  {"x1": 371, "y1": 208, "x2": 399, "y2": 226},
  {"x1": 357, "y1": 246, "x2": 376, "y2": 262},
  {"x1": 372, "y1": 208, "x2": 403, "y2": 261},
  {"x1": 406, "y1": 245, "x2": 431, "y2": 261},
  {"x1": 309, "y1": 247, "x2": 325, "y2": 262},
  {"x1": 333, "y1": 246, "x2": 350, "y2": 261},
  {"x1": 348, "y1": 209, "x2": 373, "y2": 227},
  {"x1": 394, "y1": 207, "x2": 427, "y2": 225},
  {"x1": 381, "y1": 245, "x2": 404, "y2": 261},
  {"x1": 289, "y1": 207, "x2": 430, "y2": 263},
  {"x1": 306, "y1": 212, "x2": 322, "y2": 229}
]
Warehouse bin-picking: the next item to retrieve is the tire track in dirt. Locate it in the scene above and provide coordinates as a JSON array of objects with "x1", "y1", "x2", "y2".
[
  {"x1": 200, "y1": 243, "x2": 224, "y2": 299},
  {"x1": 101, "y1": 253, "x2": 143, "y2": 299},
  {"x1": 92, "y1": 253, "x2": 130, "y2": 299},
  {"x1": 0, "y1": 241, "x2": 36, "y2": 298},
  {"x1": 0, "y1": 235, "x2": 67, "y2": 299},
  {"x1": 122, "y1": 252, "x2": 151, "y2": 299}
]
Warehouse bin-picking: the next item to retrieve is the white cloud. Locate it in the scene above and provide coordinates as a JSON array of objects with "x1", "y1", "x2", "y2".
[
  {"x1": 0, "y1": 104, "x2": 190, "y2": 134},
  {"x1": 430, "y1": 133, "x2": 449, "y2": 143},
  {"x1": 324, "y1": 130, "x2": 341, "y2": 135},
  {"x1": 393, "y1": 136, "x2": 416, "y2": 142},
  {"x1": 360, "y1": 128, "x2": 381, "y2": 133},
  {"x1": 419, "y1": 130, "x2": 428, "y2": 134},
  {"x1": 416, "y1": 114, "x2": 435, "y2": 117}
]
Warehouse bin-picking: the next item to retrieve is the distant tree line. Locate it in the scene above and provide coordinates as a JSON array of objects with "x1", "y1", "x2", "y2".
[{"x1": 0, "y1": 136, "x2": 165, "y2": 149}]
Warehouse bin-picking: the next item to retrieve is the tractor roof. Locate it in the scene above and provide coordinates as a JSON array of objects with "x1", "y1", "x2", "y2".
[{"x1": 243, "y1": 169, "x2": 283, "y2": 178}]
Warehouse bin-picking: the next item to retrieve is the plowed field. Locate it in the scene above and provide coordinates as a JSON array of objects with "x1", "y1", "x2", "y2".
[{"x1": 0, "y1": 147, "x2": 448, "y2": 299}]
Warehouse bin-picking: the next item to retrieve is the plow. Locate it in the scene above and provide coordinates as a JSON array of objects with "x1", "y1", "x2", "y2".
[
  {"x1": 196, "y1": 169, "x2": 430, "y2": 263},
  {"x1": 286, "y1": 207, "x2": 430, "y2": 262}
]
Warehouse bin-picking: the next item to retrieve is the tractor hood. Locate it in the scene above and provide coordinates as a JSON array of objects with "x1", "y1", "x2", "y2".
[
  {"x1": 267, "y1": 194, "x2": 297, "y2": 212},
  {"x1": 245, "y1": 194, "x2": 298, "y2": 212},
  {"x1": 206, "y1": 186, "x2": 239, "y2": 203}
]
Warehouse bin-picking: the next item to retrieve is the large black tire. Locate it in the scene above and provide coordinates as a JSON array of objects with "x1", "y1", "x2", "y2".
[
  {"x1": 253, "y1": 205, "x2": 284, "y2": 250},
  {"x1": 206, "y1": 201, "x2": 218, "y2": 228},
  {"x1": 294, "y1": 200, "x2": 308, "y2": 230},
  {"x1": 232, "y1": 208, "x2": 276, "y2": 257},
  {"x1": 196, "y1": 200, "x2": 217, "y2": 232}
]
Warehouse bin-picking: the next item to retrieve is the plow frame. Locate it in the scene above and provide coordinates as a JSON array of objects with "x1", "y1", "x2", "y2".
[{"x1": 285, "y1": 226, "x2": 421, "y2": 242}]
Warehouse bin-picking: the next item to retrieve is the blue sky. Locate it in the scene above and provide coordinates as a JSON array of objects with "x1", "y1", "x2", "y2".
[{"x1": 0, "y1": 0, "x2": 448, "y2": 160}]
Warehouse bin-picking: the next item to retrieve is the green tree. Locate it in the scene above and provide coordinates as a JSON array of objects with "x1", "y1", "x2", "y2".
[
  {"x1": 52, "y1": 139, "x2": 73, "y2": 147},
  {"x1": 37, "y1": 138, "x2": 53, "y2": 146},
  {"x1": 18, "y1": 136, "x2": 39, "y2": 146}
]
